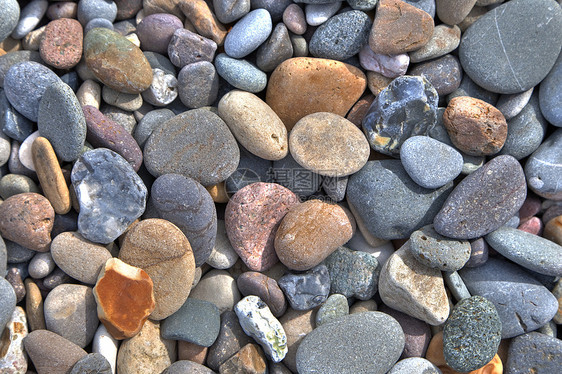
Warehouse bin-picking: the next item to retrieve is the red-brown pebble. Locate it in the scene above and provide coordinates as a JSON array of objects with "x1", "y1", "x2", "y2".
[
  {"x1": 39, "y1": 18, "x2": 83, "y2": 69},
  {"x1": 517, "y1": 217, "x2": 543, "y2": 236}
]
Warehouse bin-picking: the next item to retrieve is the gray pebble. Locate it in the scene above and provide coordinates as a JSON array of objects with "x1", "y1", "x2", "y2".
[
  {"x1": 1, "y1": 88, "x2": 34, "y2": 142},
  {"x1": 206, "y1": 310, "x2": 253, "y2": 371},
  {"x1": 77, "y1": 0, "x2": 117, "y2": 26},
  {"x1": 102, "y1": 85, "x2": 143, "y2": 112},
  {"x1": 305, "y1": 2, "x2": 341, "y2": 26},
  {"x1": 447, "y1": 74, "x2": 498, "y2": 106},
  {"x1": 0, "y1": 174, "x2": 39, "y2": 199},
  {"x1": 225, "y1": 9, "x2": 272, "y2": 59},
  {"x1": 8, "y1": 140, "x2": 36, "y2": 180},
  {"x1": 506, "y1": 332, "x2": 562, "y2": 374},
  {"x1": 0, "y1": 276, "x2": 16, "y2": 331},
  {"x1": 11, "y1": 0, "x2": 48, "y2": 40},
  {"x1": 403, "y1": 0, "x2": 436, "y2": 17},
  {"x1": 143, "y1": 51, "x2": 177, "y2": 76},
  {"x1": 84, "y1": 17, "x2": 114, "y2": 34},
  {"x1": 410, "y1": 54, "x2": 462, "y2": 96},
  {"x1": 215, "y1": 53, "x2": 267, "y2": 93},
  {"x1": 178, "y1": 61, "x2": 219, "y2": 109},
  {"x1": 322, "y1": 175, "x2": 347, "y2": 202},
  {"x1": 409, "y1": 225, "x2": 471, "y2": 271},
  {"x1": 388, "y1": 358, "x2": 441, "y2": 374},
  {"x1": 290, "y1": 34, "x2": 308, "y2": 57},
  {"x1": 410, "y1": 24, "x2": 460, "y2": 63},
  {"x1": 0, "y1": 50, "x2": 43, "y2": 87},
  {"x1": 256, "y1": 23, "x2": 293, "y2": 73},
  {"x1": 443, "y1": 271, "x2": 471, "y2": 301},
  {"x1": 168, "y1": 28, "x2": 217, "y2": 69},
  {"x1": 539, "y1": 46, "x2": 562, "y2": 127},
  {"x1": 525, "y1": 128, "x2": 562, "y2": 200},
  {"x1": 347, "y1": 0, "x2": 378, "y2": 11},
  {"x1": 0, "y1": 0, "x2": 19, "y2": 42},
  {"x1": 70, "y1": 353, "x2": 112, "y2": 374},
  {"x1": 99, "y1": 104, "x2": 137, "y2": 134},
  {"x1": 214, "y1": 0, "x2": 250, "y2": 24},
  {"x1": 162, "y1": 361, "x2": 216, "y2": 374},
  {"x1": 315, "y1": 293, "x2": 349, "y2": 326},
  {"x1": 5, "y1": 239, "x2": 34, "y2": 264},
  {"x1": 278, "y1": 264, "x2": 331, "y2": 310},
  {"x1": 133, "y1": 109, "x2": 174, "y2": 148},
  {"x1": 42, "y1": 267, "x2": 72, "y2": 290},
  {"x1": 141, "y1": 68, "x2": 178, "y2": 107},
  {"x1": 28, "y1": 252, "x2": 55, "y2": 279},
  {"x1": 496, "y1": 87, "x2": 533, "y2": 120}
]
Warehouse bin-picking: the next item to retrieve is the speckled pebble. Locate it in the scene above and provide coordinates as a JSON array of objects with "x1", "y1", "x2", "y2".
[
  {"x1": 215, "y1": 53, "x2": 268, "y2": 93},
  {"x1": 315, "y1": 293, "x2": 349, "y2": 326}
]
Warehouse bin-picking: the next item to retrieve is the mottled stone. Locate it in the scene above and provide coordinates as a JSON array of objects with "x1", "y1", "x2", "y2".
[
  {"x1": 278, "y1": 264, "x2": 331, "y2": 310},
  {"x1": 0, "y1": 306, "x2": 28, "y2": 373},
  {"x1": 237, "y1": 272, "x2": 286, "y2": 317},
  {"x1": 168, "y1": 28, "x2": 217, "y2": 68},
  {"x1": 214, "y1": 0, "x2": 250, "y2": 24},
  {"x1": 525, "y1": 128, "x2": 562, "y2": 200},
  {"x1": 388, "y1": 358, "x2": 441, "y2": 374},
  {"x1": 0, "y1": 174, "x2": 39, "y2": 199},
  {"x1": 70, "y1": 353, "x2": 112, "y2": 374},
  {"x1": 256, "y1": 23, "x2": 293, "y2": 73},
  {"x1": 410, "y1": 24, "x2": 461, "y2": 63},
  {"x1": 506, "y1": 332, "x2": 562, "y2": 374},
  {"x1": 315, "y1": 293, "x2": 349, "y2": 326},
  {"x1": 39, "y1": 18, "x2": 83, "y2": 69},
  {"x1": 178, "y1": 61, "x2": 219, "y2": 109},
  {"x1": 24, "y1": 330, "x2": 87, "y2": 374},
  {"x1": 409, "y1": 225, "x2": 471, "y2": 271},
  {"x1": 410, "y1": 54, "x2": 462, "y2": 96},
  {"x1": 136, "y1": 13, "x2": 183, "y2": 54},
  {"x1": 0, "y1": 0, "x2": 19, "y2": 43}
]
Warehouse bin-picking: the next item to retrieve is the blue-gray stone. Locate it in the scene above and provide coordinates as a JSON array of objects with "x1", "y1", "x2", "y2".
[
  {"x1": 60, "y1": 72, "x2": 80, "y2": 93},
  {"x1": 0, "y1": 50, "x2": 43, "y2": 87},
  {"x1": 348, "y1": 0, "x2": 378, "y2": 11},
  {"x1": 443, "y1": 271, "x2": 471, "y2": 301},
  {"x1": 410, "y1": 54, "x2": 462, "y2": 96},
  {"x1": 251, "y1": 0, "x2": 292, "y2": 22},
  {"x1": 496, "y1": 87, "x2": 533, "y2": 120},
  {"x1": 499, "y1": 92, "x2": 547, "y2": 160},
  {"x1": 388, "y1": 358, "x2": 441, "y2": 374},
  {"x1": 506, "y1": 332, "x2": 562, "y2": 374},
  {"x1": 409, "y1": 225, "x2": 471, "y2": 271},
  {"x1": 404, "y1": 0, "x2": 435, "y2": 17},
  {"x1": 224, "y1": 9, "x2": 272, "y2": 59},
  {"x1": 133, "y1": 109, "x2": 175, "y2": 148},
  {"x1": 525, "y1": 128, "x2": 562, "y2": 200},
  {"x1": 214, "y1": 0, "x2": 251, "y2": 24},
  {"x1": 215, "y1": 53, "x2": 267, "y2": 93},
  {"x1": 151, "y1": 173, "x2": 217, "y2": 267},
  {"x1": 539, "y1": 47, "x2": 562, "y2": 127},
  {"x1": 315, "y1": 293, "x2": 349, "y2": 326},
  {"x1": 433, "y1": 155, "x2": 527, "y2": 239},
  {"x1": 225, "y1": 145, "x2": 272, "y2": 195},
  {"x1": 38, "y1": 80, "x2": 87, "y2": 162},
  {"x1": 504, "y1": 214, "x2": 520, "y2": 228},
  {"x1": 77, "y1": 0, "x2": 117, "y2": 26},
  {"x1": 485, "y1": 226, "x2": 562, "y2": 276},
  {"x1": 5, "y1": 239, "x2": 34, "y2": 264},
  {"x1": 459, "y1": 0, "x2": 562, "y2": 94},
  {"x1": 443, "y1": 296, "x2": 502, "y2": 372},
  {"x1": 323, "y1": 247, "x2": 379, "y2": 300},
  {"x1": 0, "y1": 88, "x2": 34, "y2": 142},
  {"x1": 447, "y1": 75, "x2": 498, "y2": 105},
  {"x1": 256, "y1": 23, "x2": 293, "y2": 73},
  {"x1": 278, "y1": 264, "x2": 330, "y2": 311},
  {"x1": 322, "y1": 175, "x2": 347, "y2": 202},
  {"x1": 400, "y1": 135, "x2": 463, "y2": 189},
  {"x1": 84, "y1": 18, "x2": 115, "y2": 34},
  {"x1": 0, "y1": 0, "x2": 20, "y2": 43},
  {"x1": 296, "y1": 311, "x2": 405, "y2": 374},
  {"x1": 347, "y1": 160, "x2": 453, "y2": 240},
  {"x1": 10, "y1": 0, "x2": 47, "y2": 40},
  {"x1": 162, "y1": 360, "x2": 216, "y2": 374},
  {"x1": 4, "y1": 61, "x2": 61, "y2": 122},
  {"x1": 0, "y1": 276, "x2": 16, "y2": 331},
  {"x1": 161, "y1": 298, "x2": 221, "y2": 347},
  {"x1": 178, "y1": 61, "x2": 219, "y2": 109},
  {"x1": 143, "y1": 51, "x2": 177, "y2": 76},
  {"x1": 309, "y1": 10, "x2": 372, "y2": 61},
  {"x1": 272, "y1": 152, "x2": 322, "y2": 198},
  {"x1": 362, "y1": 75, "x2": 438, "y2": 156},
  {"x1": 71, "y1": 148, "x2": 147, "y2": 244},
  {"x1": 0, "y1": 235, "x2": 5, "y2": 277},
  {"x1": 70, "y1": 353, "x2": 112, "y2": 374},
  {"x1": 459, "y1": 258, "x2": 558, "y2": 338}
]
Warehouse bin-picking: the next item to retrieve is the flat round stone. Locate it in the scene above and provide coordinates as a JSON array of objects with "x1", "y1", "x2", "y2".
[{"x1": 39, "y1": 18, "x2": 83, "y2": 69}]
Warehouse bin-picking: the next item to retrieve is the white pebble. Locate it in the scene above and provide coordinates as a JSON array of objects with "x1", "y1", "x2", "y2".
[
  {"x1": 11, "y1": 0, "x2": 48, "y2": 40},
  {"x1": 28, "y1": 251, "x2": 56, "y2": 279},
  {"x1": 93, "y1": 324, "x2": 119, "y2": 374},
  {"x1": 305, "y1": 2, "x2": 342, "y2": 26},
  {"x1": 18, "y1": 131, "x2": 40, "y2": 171}
]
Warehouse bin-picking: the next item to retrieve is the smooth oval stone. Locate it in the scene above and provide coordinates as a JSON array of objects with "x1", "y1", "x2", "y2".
[
  {"x1": 434, "y1": 155, "x2": 526, "y2": 239},
  {"x1": 84, "y1": 28, "x2": 152, "y2": 94},
  {"x1": 84, "y1": 18, "x2": 114, "y2": 34},
  {"x1": 400, "y1": 136, "x2": 463, "y2": 189},
  {"x1": 214, "y1": 53, "x2": 268, "y2": 93},
  {"x1": 225, "y1": 9, "x2": 272, "y2": 59},
  {"x1": 207, "y1": 220, "x2": 239, "y2": 269},
  {"x1": 225, "y1": 182, "x2": 299, "y2": 272},
  {"x1": 0, "y1": 50, "x2": 43, "y2": 88},
  {"x1": 144, "y1": 108, "x2": 240, "y2": 186},
  {"x1": 256, "y1": 23, "x2": 293, "y2": 73},
  {"x1": 347, "y1": 160, "x2": 453, "y2": 240},
  {"x1": 44, "y1": 284, "x2": 99, "y2": 348},
  {"x1": 24, "y1": 330, "x2": 87, "y2": 374},
  {"x1": 237, "y1": 272, "x2": 287, "y2": 317},
  {"x1": 119, "y1": 218, "x2": 196, "y2": 320},
  {"x1": 443, "y1": 296, "x2": 501, "y2": 372},
  {"x1": 161, "y1": 298, "x2": 220, "y2": 347},
  {"x1": 362, "y1": 75, "x2": 438, "y2": 156},
  {"x1": 91, "y1": 310, "x2": 124, "y2": 371},
  {"x1": 70, "y1": 353, "x2": 112, "y2": 374},
  {"x1": 278, "y1": 264, "x2": 331, "y2": 310},
  {"x1": 71, "y1": 148, "x2": 147, "y2": 244},
  {"x1": 77, "y1": 0, "x2": 117, "y2": 25},
  {"x1": 266, "y1": 57, "x2": 367, "y2": 130},
  {"x1": 219, "y1": 90, "x2": 288, "y2": 161},
  {"x1": 290, "y1": 112, "x2": 370, "y2": 177},
  {"x1": 410, "y1": 54, "x2": 462, "y2": 96},
  {"x1": 151, "y1": 174, "x2": 217, "y2": 267},
  {"x1": 10, "y1": 0, "x2": 47, "y2": 40},
  {"x1": 459, "y1": 0, "x2": 562, "y2": 94},
  {"x1": 485, "y1": 226, "x2": 562, "y2": 276},
  {"x1": 284, "y1": 4, "x2": 307, "y2": 35},
  {"x1": 136, "y1": 13, "x2": 183, "y2": 55},
  {"x1": 409, "y1": 225, "x2": 471, "y2": 271},
  {"x1": 539, "y1": 49, "x2": 562, "y2": 126},
  {"x1": 506, "y1": 332, "x2": 562, "y2": 374},
  {"x1": 459, "y1": 258, "x2": 558, "y2": 338},
  {"x1": 5, "y1": 239, "x2": 35, "y2": 264},
  {"x1": 37, "y1": 80, "x2": 86, "y2": 162},
  {"x1": 0, "y1": 276, "x2": 16, "y2": 331},
  {"x1": 4, "y1": 61, "x2": 61, "y2": 122},
  {"x1": 296, "y1": 312, "x2": 405, "y2": 374},
  {"x1": 496, "y1": 87, "x2": 533, "y2": 120},
  {"x1": 39, "y1": 18, "x2": 83, "y2": 69},
  {"x1": 189, "y1": 269, "x2": 241, "y2": 315},
  {"x1": 309, "y1": 10, "x2": 372, "y2": 61},
  {"x1": 102, "y1": 86, "x2": 142, "y2": 111},
  {"x1": 133, "y1": 109, "x2": 174, "y2": 148},
  {"x1": 178, "y1": 61, "x2": 219, "y2": 109},
  {"x1": 214, "y1": 0, "x2": 250, "y2": 24},
  {"x1": 0, "y1": 0, "x2": 19, "y2": 43},
  {"x1": 410, "y1": 24, "x2": 461, "y2": 63},
  {"x1": 525, "y1": 128, "x2": 562, "y2": 200},
  {"x1": 388, "y1": 358, "x2": 441, "y2": 374},
  {"x1": 28, "y1": 251, "x2": 55, "y2": 278},
  {"x1": 0, "y1": 174, "x2": 39, "y2": 199},
  {"x1": 305, "y1": 2, "x2": 341, "y2": 26}
]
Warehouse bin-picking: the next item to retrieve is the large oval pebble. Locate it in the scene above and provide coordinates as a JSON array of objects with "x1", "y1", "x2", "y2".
[{"x1": 24, "y1": 330, "x2": 87, "y2": 374}]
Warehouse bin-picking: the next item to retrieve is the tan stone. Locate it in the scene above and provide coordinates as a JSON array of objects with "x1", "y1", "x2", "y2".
[
  {"x1": 279, "y1": 308, "x2": 316, "y2": 373},
  {"x1": 22, "y1": 26, "x2": 46, "y2": 51},
  {"x1": 181, "y1": 0, "x2": 227, "y2": 46},
  {"x1": 219, "y1": 343, "x2": 267, "y2": 374},
  {"x1": 274, "y1": 200, "x2": 355, "y2": 271},
  {"x1": 77, "y1": 79, "x2": 102, "y2": 109},
  {"x1": 24, "y1": 279, "x2": 46, "y2": 332},
  {"x1": 349, "y1": 300, "x2": 378, "y2": 314},
  {"x1": 544, "y1": 215, "x2": 562, "y2": 246},
  {"x1": 266, "y1": 57, "x2": 366, "y2": 131},
  {"x1": 367, "y1": 71, "x2": 393, "y2": 96},
  {"x1": 178, "y1": 340, "x2": 208, "y2": 364},
  {"x1": 119, "y1": 218, "x2": 196, "y2": 320},
  {"x1": 189, "y1": 269, "x2": 241, "y2": 314},
  {"x1": 206, "y1": 182, "x2": 229, "y2": 203},
  {"x1": 143, "y1": 0, "x2": 184, "y2": 20},
  {"x1": 0, "y1": 37, "x2": 21, "y2": 53},
  {"x1": 32, "y1": 137, "x2": 71, "y2": 215}
]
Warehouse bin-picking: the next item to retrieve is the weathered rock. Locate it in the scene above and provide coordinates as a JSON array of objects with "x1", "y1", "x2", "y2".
[
  {"x1": 278, "y1": 265, "x2": 331, "y2": 310},
  {"x1": 24, "y1": 330, "x2": 87, "y2": 374}
]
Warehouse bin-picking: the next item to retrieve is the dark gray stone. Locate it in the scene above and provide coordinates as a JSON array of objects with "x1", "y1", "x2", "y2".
[
  {"x1": 459, "y1": 258, "x2": 558, "y2": 338},
  {"x1": 42, "y1": 267, "x2": 72, "y2": 290},
  {"x1": 296, "y1": 312, "x2": 405, "y2": 374},
  {"x1": 443, "y1": 296, "x2": 502, "y2": 372},
  {"x1": 525, "y1": 128, "x2": 562, "y2": 200},
  {"x1": 278, "y1": 264, "x2": 331, "y2": 310},
  {"x1": 225, "y1": 145, "x2": 272, "y2": 195},
  {"x1": 447, "y1": 74, "x2": 498, "y2": 106},
  {"x1": 225, "y1": 9, "x2": 272, "y2": 59},
  {"x1": 539, "y1": 47, "x2": 562, "y2": 127},
  {"x1": 410, "y1": 54, "x2": 462, "y2": 96},
  {"x1": 151, "y1": 173, "x2": 217, "y2": 267},
  {"x1": 347, "y1": 160, "x2": 453, "y2": 240},
  {"x1": 4, "y1": 61, "x2": 61, "y2": 122},
  {"x1": 178, "y1": 61, "x2": 219, "y2": 109},
  {"x1": 388, "y1": 358, "x2": 441, "y2": 374},
  {"x1": 256, "y1": 23, "x2": 293, "y2": 73},
  {"x1": 403, "y1": 0, "x2": 435, "y2": 17},
  {"x1": 215, "y1": 53, "x2": 268, "y2": 93},
  {"x1": 70, "y1": 353, "x2": 112, "y2": 374},
  {"x1": 214, "y1": 0, "x2": 250, "y2": 24},
  {"x1": 251, "y1": 0, "x2": 293, "y2": 22},
  {"x1": 323, "y1": 247, "x2": 379, "y2": 300},
  {"x1": 322, "y1": 175, "x2": 347, "y2": 202},
  {"x1": 459, "y1": 0, "x2": 562, "y2": 94},
  {"x1": 0, "y1": 0, "x2": 19, "y2": 42},
  {"x1": 272, "y1": 152, "x2": 322, "y2": 198},
  {"x1": 434, "y1": 155, "x2": 527, "y2": 239},
  {"x1": 309, "y1": 10, "x2": 372, "y2": 61},
  {"x1": 77, "y1": 0, "x2": 117, "y2": 26},
  {"x1": 362, "y1": 75, "x2": 438, "y2": 156},
  {"x1": 133, "y1": 109, "x2": 175, "y2": 148},
  {"x1": 1, "y1": 88, "x2": 34, "y2": 142},
  {"x1": 207, "y1": 310, "x2": 253, "y2": 371},
  {"x1": 506, "y1": 332, "x2": 562, "y2": 374},
  {"x1": 5, "y1": 239, "x2": 34, "y2": 263},
  {"x1": 0, "y1": 276, "x2": 16, "y2": 331},
  {"x1": 0, "y1": 50, "x2": 43, "y2": 88},
  {"x1": 168, "y1": 28, "x2": 217, "y2": 69},
  {"x1": 161, "y1": 298, "x2": 221, "y2": 347},
  {"x1": 162, "y1": 360, "x2": 216, "y2": 374},
  {"x1": 71, "y1": 148, "x2": 148, "y2": 244},
  {"x1": 485, "y1": 226, "x2": 562, "y2": 276}
]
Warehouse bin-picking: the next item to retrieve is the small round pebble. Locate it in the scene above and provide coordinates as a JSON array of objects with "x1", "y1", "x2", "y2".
[
  {"x1": 77, "y1": 0, "x2": 117, "y2": 26},
  {"x1": 0, "y1": 174, "x2": 39, "y2": 199},
  {"x1": 28, "y1": 252, "x2": 55, "y2": 279},
  {"x1": 215, "y1": 53, "x2": 268, "y2": 93},
  {"x1": 224, "y1": 9, "x2": 272, "y2": 59},
  {"x1": 315, "y1": 294, "x2": 349, "y2": 326}
]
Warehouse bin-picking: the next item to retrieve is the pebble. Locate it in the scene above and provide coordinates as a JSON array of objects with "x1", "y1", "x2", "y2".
[
  {"x1": 214, "y1": 0, "x2": 250, "y2": 24},
  {"x1": 84, "y1": 28, "x2": 152, "y2": 94},
  {"x1": 0, "y1": 174, "x2": 39, "y2": 199},
  {"x1": 11, "y1": 0, "x2": 47, "y2": 40},
  {"x1": 409, "y1": 225, "x2": 471, "y2": 271},
  {"x1": 219, "y1": 90, "x2": 288, "y2": 161},
  {"x1": 296, "y1": 311, "x2": 405, "y2": 374},
  {"x1": 290, "y1": 112, "x2": 370, "y2": 177},
  {"x1": 18, "y1": 131, "x2": 41, "y2": 171},
  {"x1": 44, "y1": 284, "x2": 98, "y2": 348},
  {"x1": 5, "y1": 267, "x2": 25, "y2": 304},
  {"x1": 164, "y1": 360, "x2": 217, "y2": 374},
  {"x1": 539, "y1": 48, "x2": 562, "y2": 126},
  {"x1": 315, "y1": 293, "x2": 349, "y2": 326},
  {"x1": 76, "y1": 79, "x2": 101, "y2": 108},
  {"x1": 181, "y1": 0, "x2": 227, "y2": 46},
  {"x1": 189, "y1": 269, "x2": 241, "y2": 314},
  {"x1": 448, "y1": 74, "x2": 498, "y2": 106},
  {"x1": 434, "y1": 155, "x2": 527, "y2": 239},
  {"x1": 71, "y1": 149, "x2": 147, "y2": 244},
  {"x1": 237, "y1": 272, "x2": 287, "y2": 317},
  {"x1": 290, "y1": 34, "x2": 308, "y2": 57},
  {"x1": 274, "y1": 200, "x2": 355, "y2": 271},
  {"x1": 309, "y1": 10, "x2": 372, "y2": 61},
  {"x1": 77, "y1": 0, "x2": 117, "y2": 26},
  {"x1": 544, "y1": 215, "x2": 562, "y2": 245},
  {"x1": 84, "y1": 18, "x2": 114, "y2": 34},
  {"x1": 410, "y1": 24, "x2": 461, "y2": 63},
  {"x1": 168, "y1": 28, "x2": 217, "y2": 68},
  {"x1": 278, "y1": 264, "x2": 331, "y2": 310},
  {"x1": 322, "y1": 175, "x2": 348, "y2": 202},
  {"x1": 116, "y1": 320, "x2": 176, "y2": 374},
  {"x1": 362, "y1": 75, "x2": 438, "y2": 156},
  {"x1": 506, "y1": 332, "x2": 562, "y2": 374},
  {"x1": 214, "y1": 53, "x2": 268, "y2": 93},
  {"x1": 324, "y1": 246, "x2": 379, "y2": 300},
  {"x1": 389, "y1": 358, "x2": 441, "y2": 374},
  {"x1": 151, "y1": 174, "x2": 217, "y2": 267},
  {"x1": 39, "y1": 18, "x2": 83, "y2": 69},
  {"x1": 436, "y1": 0, "x2": 476, "y2": 26},
  {"x1": 42, "y1": 267, "x2": 72, "y2": 290},
  {"x1": 24, "y1": 278, "x2": 46, "y2": 331},
  {"x1": 0, "y1": 276, "x2": 16, "y2": 331},
  {"x1": 92, "y1": 324, "x2": 119, "y2": 374},
  {"x1": 459, "y1": 0, "x2": 562, "y2": 94},
  {"x1": 272, "y1": 152, "x2": 322, "y2": 198},
  {"x1": 525, "y1": 128, "x2": 562, "y2": 200},
  {"x1": 459, "y1": 258, "x2": 558, "y2": 338},
  {"x1": 266, "y1": 57, "x2": 366, "y2": 130},
  {"x1": 142, "y1": 68, "x2": 178, "y2": 107},
  {"x1": 136, "y1": 13, "x2": 183, "y2": 55},
  {"x1": 70, "y1": 353, "x2": 112, "y2": 374},
  {"x1": 379, "y1": 242, "x2": 450, "y2": 325},
  {"x1": 0, "y1": 0, "x2": 19, "y2": 43},
  {"x1": 144, "y1": 109, "x2": 239, "y2": 186},
  {"x1": 0, "y1": 192, "x2": 54, "y2": 251},
  {"x1": 119, "y1": 218, "x2": 196, "y2": 320},
  {"x1": 133, "y1": 109, "x2": 174, "y2": 148},
  {"x1": 411, "y1": 54, "x2": 462, "y2": 96},
  {"x1": 256, "y1": 23, "x2": 293, "y2": 73},
  {"x1": 224, "y1": 9, "x2": 272, "y2": 59},
  {"x1": 283, "y1": 4, "x2": 306, "y2": 34},
  {"x1": 206, "y1": 310, "x2": 253, "y2": 371},
  {"x1": 28, "y1": 252, "x2": 55, "y2": 278},
  {"x1": 102, "y1": 86, "x2": 142, "y2": 112},
  {"x1": 24, "y1": 330, "x2": 87, "y2": 374},
  {"x1": 100, "y1": 105, "x2": 137, "y2": 134},
  {"x1": 178, "y1": 62, "x2": 219, "y2": 109},
  {"x1": 443, "y1": 271, "x2": 471, "y2": 301},
  {"x1": 496, "y1": 87, "x2": 533, "y2": 120},
  {"x1": 0, "y1": 306, "x2": 28, "y2": 373},
  {"x1": 305, "y1": 2, "x2": 341, "y2": 26},
  {"x1": 207, "y1": 220, "x2": 239, "y2": 269},
  {"x1": 5, "y1": 240, "x2": 34, "y2": 266},
  {"x1": 161, "y1": 298, "x2": 220, "y2": 347},
  {"x1": 359, "y1": 46, "x2": 409, "y2": 78},
  {"x1": 347, "y1": 160, "x2": 453, "y2": 240},
  {"x1": 400, "y1": 136, "x2": 463, "y2": 189}
]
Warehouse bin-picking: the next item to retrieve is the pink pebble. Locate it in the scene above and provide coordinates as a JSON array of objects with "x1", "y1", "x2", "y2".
[
  {"x1": 359, "y1": 45, "x2": 409, "y2": 78},
  {"x1": 517, "y1": 216, "x2": 543, "y2": 236}
]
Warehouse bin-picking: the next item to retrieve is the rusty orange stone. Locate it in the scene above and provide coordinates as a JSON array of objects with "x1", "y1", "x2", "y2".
[{"x1": 93, "y1": 258, "x2": 156, "y2": 340}]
